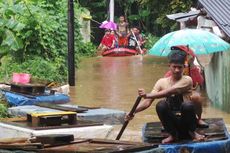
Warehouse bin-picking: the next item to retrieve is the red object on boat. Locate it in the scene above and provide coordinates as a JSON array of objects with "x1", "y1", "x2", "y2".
[
  {"x1": 171, "y1": 45, "x2": 196, "y2": 57},
  {"x1": 102, "y1": 47, "x2": 138, "y2": 57}
]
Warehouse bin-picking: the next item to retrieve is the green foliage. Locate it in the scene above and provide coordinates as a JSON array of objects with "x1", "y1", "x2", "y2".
[
  {"x1": 77, "y1": 42, "x2": 97, "y2": 57},
  {"x1": 145, "y1": 33, "x2": 159, "y2": 50},
  {"x1": 79, "y1": 0, "x2": 107, "y2": 20},
  {"x1": 0, "y1": 93, "x2": 9, "y2": 118},
  {"x1": 0, "y1": 56, "x2": 67, "y2": 82},
  {"x1": 0, "y1": 0, "x2": 92, "y2": 83},
  {"x1": 0, "y1": 103, "x2": 8, "y2": 118},
  {"x1": 79, "y1": 0, "x2": 195, "y2": 36},
  {"x1": 135, "y1": 0, "x2": 194, "y2": 34}
]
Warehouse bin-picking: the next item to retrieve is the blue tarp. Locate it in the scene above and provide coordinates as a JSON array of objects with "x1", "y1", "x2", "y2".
[
  {"x1": 3, "y1": 91, "x2": 70, "y2": 106},
  {"x1": 142, "y1": 122, "x2": 230, "y2": 153},
  {"x1": 161, "y1": 138, "x2": 230, "y2": 153}
]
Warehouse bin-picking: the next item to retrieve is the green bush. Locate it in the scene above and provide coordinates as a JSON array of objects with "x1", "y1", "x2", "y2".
[
  {"x1": 0, "y1": 94, "x2": 9, "y2": 118},
  {"x1": 0, "y1": 103, "x2": 8, "y2": 118},
  {"x1": 77, "y1": 42, "x2": 97, "y2": 57},
  {"x1": 0, "y1": 56, "x2": 67, "y2": 83},
  {"x1": 0, "y1": 0, "x2": 93, "y2": 83},
  {"x1": 145, "y1": 33, "x2": 160, "y2": 50}
]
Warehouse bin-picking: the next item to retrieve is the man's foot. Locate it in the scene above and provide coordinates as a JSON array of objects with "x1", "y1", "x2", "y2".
[
  {"x1": 197, "y1": 119, "x2": 209, "y2": 128},
  {"x1": 162, "y1": 135, "x2": 176, "y2": 144},
  {"x1": 189, "y1": 131, "x2": 205, "y2": 141}
]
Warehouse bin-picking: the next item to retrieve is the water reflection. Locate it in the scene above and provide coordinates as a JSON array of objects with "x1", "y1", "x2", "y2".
[
  {"x1": 70, "y1": 55, "x2": 167, "y2": 108},
  {"x1": 69, "y1": 55, "x2": 230, "y2": 141}
]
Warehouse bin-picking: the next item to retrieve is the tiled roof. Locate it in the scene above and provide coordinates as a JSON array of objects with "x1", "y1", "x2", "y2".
[{"x1": 199, "y1": 0, "x2": 230, "y2": 37}]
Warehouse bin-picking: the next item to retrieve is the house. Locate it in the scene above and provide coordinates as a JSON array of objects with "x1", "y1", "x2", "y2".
[{"x1": 198, "y1": 0, "x2": 230, "y2": 113}]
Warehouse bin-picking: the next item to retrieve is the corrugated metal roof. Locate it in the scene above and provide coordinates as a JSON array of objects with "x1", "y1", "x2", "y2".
[
  {"x1": 199, "y1": 0, "x2": 230, "y2": 37},
  {"x1": 167, "y1": 10, "x2": 200, "y2": 22}
]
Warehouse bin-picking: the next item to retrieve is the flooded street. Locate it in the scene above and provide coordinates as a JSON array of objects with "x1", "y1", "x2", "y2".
[{"x1": 69, "y1": 55, "x2": 230, "y2": 142}]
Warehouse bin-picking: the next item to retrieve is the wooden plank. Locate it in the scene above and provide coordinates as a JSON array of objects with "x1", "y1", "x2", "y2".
[
  {"x1": 0, "y1": 143, "x2": 43, "y2": 150},
  {"x1": 39, "y1": 138, "x2": 158, "y2": 153},
  {"x1": 31, "y1": 134, "x2": 74, "y2": 145},
  {"x1": 90, "y1": 138, "x2": 152, "y2": 145},
  {"x1": 0, "y1": 138, "x2": 28, "y2": 144},
  {"x1": 30, "y1": 111, "x2": 76, "y2": 117},
  {"x1": 1, "y1": 118, "x2": 103, "y2": 130},
  {"x1": 78, "y1": 105, "x2": 101, "y2": 109},
  {"x1": 143, "y1": 118, "x2": 228, "y2": 143},
  {"x1": 36, "y1": 103, "x2": 88, "y2": 113},
  {"x1": 10, "y1": 83, "x2": 45, "y2": 95},
  {"x1": 28, "y1": 112, "x2": 77, "y2": 127}
]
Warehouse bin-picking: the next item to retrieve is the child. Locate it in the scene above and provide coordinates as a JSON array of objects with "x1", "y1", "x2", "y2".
[
  {"x1": 97, "y1": 29, "x2": 115, "y2": 55},
  {"x1": 116, "y1": 15, "x2": 129, "y2": 47},
  {"x1": 111, "y1": 30, "x2": 119, "y2": 48}
]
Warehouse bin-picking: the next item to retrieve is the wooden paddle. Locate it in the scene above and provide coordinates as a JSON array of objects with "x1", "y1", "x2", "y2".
[
  {"x1": 116, "y1": 96, "x2": 142, "y2": 140},
  {"x1": 130, "y1": 30, "x2": 144, "y2": 55}
]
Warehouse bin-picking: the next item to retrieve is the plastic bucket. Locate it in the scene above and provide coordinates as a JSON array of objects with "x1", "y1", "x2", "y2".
[{"x1": 12, "y1": 73, "x2": 31, "y2": 84}]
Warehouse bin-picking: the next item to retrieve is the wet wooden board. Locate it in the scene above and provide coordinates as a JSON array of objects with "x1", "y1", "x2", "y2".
[
  {"x1": 1, "y1": 118, "x2": 103, "y2": 130},
  {"x1": 143, "y1": 118, "x2": 228, "y2": 143},
  {"x1": 27, "y1": 111, "x2": 77, "y2": 127},
  {"x1": 0, "y1": 138, "x2": 158, "y2": 152},
  {"x1": 10, "y1": 83, "x2": 46, "y2": 95},
  {"x1": 30, "y1": 134, "x2": 74, "y2": 145},
  {"x1": 36, "y1": 103, "x2": 88, "y2": 113},
  {"x1": 39, "y1": 138, "x2": 158, "y2": 153},
  {"x1": 0, "y1": 137, "x2": 43, "y2": 151},
  {"x1": 0, "y1": 143, "x2": 43, "y2": 151}
]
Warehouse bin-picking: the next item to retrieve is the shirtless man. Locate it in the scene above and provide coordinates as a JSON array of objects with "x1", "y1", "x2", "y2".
[
  {"x1": 164, "y1": 46, "x2": 208, "y2": 128},
  {"x1": 125, "y1": 50, "x2": 204, "y2": 144}
]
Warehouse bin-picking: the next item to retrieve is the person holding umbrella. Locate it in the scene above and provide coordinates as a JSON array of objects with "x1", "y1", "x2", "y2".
[{"x1": 125, "y1": 49, "x2": 205, "y2": 144}]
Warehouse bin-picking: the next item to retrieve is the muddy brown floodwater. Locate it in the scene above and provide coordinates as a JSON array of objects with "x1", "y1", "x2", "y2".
[{"x1": 69, "y1": 55, "x2": 230, "y2": 142}]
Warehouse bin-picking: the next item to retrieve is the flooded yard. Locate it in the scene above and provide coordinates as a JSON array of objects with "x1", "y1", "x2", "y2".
[{"x1": 69, "y1": 55, "x2": 230, "y2": 142}]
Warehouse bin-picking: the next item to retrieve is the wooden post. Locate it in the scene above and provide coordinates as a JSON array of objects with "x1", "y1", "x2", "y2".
[{"x1": 68, "y1": 0, "x2": 75, "y2": 86}]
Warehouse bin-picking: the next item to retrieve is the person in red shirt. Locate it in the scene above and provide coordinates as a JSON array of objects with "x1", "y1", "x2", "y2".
[
  {"x1": 164, "y1": 46, "x2": 208, "y2": 128},
  {"x1": 97, "y1": 29, "x2": 115, "y2": 55}
]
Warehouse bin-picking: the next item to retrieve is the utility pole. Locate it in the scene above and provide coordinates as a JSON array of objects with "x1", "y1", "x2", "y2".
[
  {"x1": 68, "y1": 0, "x2": 75, "y2": 86},
  {"x1": 109, "y1": 0, "x2": 114, "y2": 22}
]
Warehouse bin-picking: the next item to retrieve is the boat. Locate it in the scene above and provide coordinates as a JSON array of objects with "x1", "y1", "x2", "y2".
[
  {"x1": 142, "y1": 118, "x2": 230, "y2": 153},
  {"x1": 102, "y1": 47, "x2": 138, "y2": 57}
]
